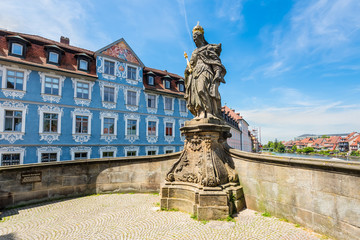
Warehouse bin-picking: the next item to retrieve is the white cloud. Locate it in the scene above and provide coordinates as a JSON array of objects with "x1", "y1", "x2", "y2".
[
  {"x1": 242, "y1": 102, "x2": 360, "y2": 143},
  {"x1": 216, "y1": 0, "x2": 244, "y2": 26},
  {"x1": 260, "y1": 0, "x2": 360, "y2": 76},
  {"x1": 0, "y1": 0, "x2": 102, "y2": 50}
]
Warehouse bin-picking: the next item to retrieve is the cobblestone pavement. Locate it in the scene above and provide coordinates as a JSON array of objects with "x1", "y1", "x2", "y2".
[{"x1": 0, "y1": 194, "x2": 326, "y2": 240}]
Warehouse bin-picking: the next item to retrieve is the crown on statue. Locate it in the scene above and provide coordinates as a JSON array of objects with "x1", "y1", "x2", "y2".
[{"x1": 192, "y1": 21, "x2": 204, "y2": 34}]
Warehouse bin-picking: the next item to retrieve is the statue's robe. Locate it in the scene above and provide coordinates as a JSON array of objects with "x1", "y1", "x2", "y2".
[{"x1": 184, "y1": 43, "x2": 226, "y2": 117}]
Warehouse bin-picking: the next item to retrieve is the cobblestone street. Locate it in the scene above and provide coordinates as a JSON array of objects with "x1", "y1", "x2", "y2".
[{"x1": 0, "y1": 194, "x2": 325, "y2": 240}]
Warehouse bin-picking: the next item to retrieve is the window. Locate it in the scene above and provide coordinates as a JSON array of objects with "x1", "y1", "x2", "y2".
[
  {"x1": 76, "y1": 116, "x2": 88, "y2": 134},
  {"x1": 41, "y1": 153, "x2": 57, "y2": 162},
  {"x1": 148, "y1": 121, "x2": 156, "y2": 136},
  {"x1": 6, "y1": 70, "x2": 24, "y2": 90},
  {"x1": 164, "y1": 97, "x2": 173, "y2": 110},
  {"x1": 11, "y1": 43, "x2": 23, "y2": 56},
  {"x1": 127, "y1": 119, "x2": 137, "y2": 136},
  {"x1": 165, "y1": 150, "x2": 173, "y2": 154},
  {"x1": 179, "y1": 83, "x2": 185, "y2": 92},
  {"x1": 74, "y1": 152, "x2": 88, "y2": 160},
  {"x1": 147, "y1": 151, "x2": 156, "y2": 155},
  {"x1": 127, "y1": 66, "x2": 136, "y2": 80},
  {"x1": 5, "y1": 110, "x2": 22, "y2": 132},
  {"x1": 126, "y1": 151, "x2": 137, "y2": 157},
  {"x1": 102, "y1": 151, "x2": 114, "y2": 158},
  {"x1": 165, "y1": 80, "x2": 170, "y2": 89},
  {"x1": 44, "y1": 76, "x2": 59, "y2": 95},
  {"x1": 103, "y1": 118, "x2": 115, "y2": 134},
  {"x1": 2, "y1": 153, "x2": 20, "y2": 166},
  {"x1": 43, "y1": 113, "x2": 58, "y2": 133},
  {"x1": 166, "y1": 122, "x2": 173, "y2": 136},
  {"x1": 48, "y1": 52, "x2": 59, "y2": 64},
  {"x1": 147, "y1": 94, "x2": 156, "y2": 108},
  {"x1": 104, "y1": 87, "x2": 115, "y2": 102},
  {"x1": 180, "y1": 100, "x2": 187, "y2": 112},
  {"x1": 76, "y1": 82, "x2": 89, "y2": 99},
  {"x1": 127, "y1": 90, "x2": 137, "y2": 105},
  {"x1": 79, "y1": 59, "x2": 88, "y2": 71},
  {"x1": 148, "y1": 75, "x2": 154, "y2": 85},
  {"x1": 104, "y1": 60, "x2": 115, "y2": 75}
]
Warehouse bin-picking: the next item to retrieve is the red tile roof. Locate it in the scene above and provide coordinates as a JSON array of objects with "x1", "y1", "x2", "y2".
[
  {"x1": 0, "y1": 30, "x2": 96, "y2": 79},
  {"x1": 143, "y1": 67, "x2": 185, "y2": 96}
]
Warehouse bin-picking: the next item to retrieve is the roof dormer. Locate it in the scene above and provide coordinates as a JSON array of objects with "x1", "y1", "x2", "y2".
[{"x1": 7, "y1": 35, "x2": 31, "y2": 58}]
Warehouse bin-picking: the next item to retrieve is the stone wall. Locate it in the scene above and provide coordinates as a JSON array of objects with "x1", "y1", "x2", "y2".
[
  {"x1": 0, "y1": 153, "x2": 178, "y2": 209},
  {"x1": 1, "y1": 150, "x2": 359, "y2": 240},
  {"x1": 230, "y1": 149, "x2": 360, "y2": 240}
]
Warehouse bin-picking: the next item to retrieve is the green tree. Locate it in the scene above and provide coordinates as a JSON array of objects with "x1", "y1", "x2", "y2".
[
  {"x1": 291, "y1": 145, "x2": 297, "y2": 153},
  {"x1": 277, "y1": 142, "x2": 285, "y2": 153},
  {"x1": 303, "y1": 147, "x2": 314, "y2": 154}
]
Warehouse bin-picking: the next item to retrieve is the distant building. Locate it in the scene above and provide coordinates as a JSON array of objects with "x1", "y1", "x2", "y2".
[
  {"x1": 221, "y1": 106, "x2": 255, "y2": 152},
  {"x1": 0, "y1": 30, "x2": 192, "y2": 166}
]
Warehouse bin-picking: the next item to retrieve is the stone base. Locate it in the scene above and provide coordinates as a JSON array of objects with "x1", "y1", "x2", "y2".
[{"x1": 161, "y1": 181, "x2": 246, "y2": 220}]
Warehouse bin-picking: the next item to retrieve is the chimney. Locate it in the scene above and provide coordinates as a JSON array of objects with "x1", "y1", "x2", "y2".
[{"x1": 60, "y1": 36, "x2": 70, "y2": 45}]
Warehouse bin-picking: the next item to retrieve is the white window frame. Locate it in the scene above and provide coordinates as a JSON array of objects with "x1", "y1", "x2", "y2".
[
  {"x1": 11, "y1": 43, "x2": 23, "y2": 56},
  {"x1": 179, "y1": 119, "x2": 186, "y2": 142},
  {"x1": 146, "y1": 115, "x2": 159, "y2": 143},
  {"x1": 0, "y1": 147, "x2": 25, "y2": 166},
  {"x1": 104, "y1": 59, "x2": 116, "y2": 76},
  {"x1": 124, "y1": 113, "x2": 140, "y2": 143},
  {"x1": 71, "y1": 108, "x2": 92, "y2": 144},
  {"x1": 123, "y1": 86, "x2": 141, "y2": 111},
  {"x1": 0, "y1": 65, "x2": 31, "y2": 99},
  {"x1": 146, "y1": 146, "x2": 159, "y2": 155},
  {"x1": 124, "y1": 146, "x2": 139, "y2": 157},
  {"x1": 145, "y1": 93, "x2": 158, "y2": 114},
  {"x1": 39, "y1": 72, "x2": 65, "y2": 103},
  {"x1": 0, "y1": 101, "x2": 28, "y2": 144},
  {"x1": 38, "y1": 105, "x2": 63, "y2": 144},
  {"x1": 70, "y1": 146, "x2": 92, "y2": 160},
  {"x1": 100, "y1": 111, "x2": 118, "y2": 144},
  {"x1": 148, "y1": 75, "x2": 154, "y2": 85},
  {"x1": 71, "y1": 78, "x2": 94, "y2": 106},
  {"x1": 48, "y1": 52, "x2": 59, "y2": 64},
  {"x1": 37, "y1": 147, "x2": 61, "y2": 163},
  {"x1": 164, "y1": 117, "x2": 175, "y2": 143},
  {"x1": 99, "y1": 81, "x2": 120, "y2": 109},
  {"x1": 79, "y1": 59, "x2": 89, "y2": 71},
  {"x1": 125, "y1": 63, "x2": 140, "y2": 85},
  {"x1": 164, "y1": 96, "x2": 174, "y2": 115},
  {"x1": 99, "y1": 146, "x2": 117, "y2": 158},
  {"x1": 164, "y1": 146, "x2": 175, "y2": 154},
  {"x1": 178, "y1": 99, "x2": 188, "y2": 117}
]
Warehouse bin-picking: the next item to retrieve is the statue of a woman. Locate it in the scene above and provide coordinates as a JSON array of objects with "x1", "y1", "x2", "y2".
[{"x1": 184, "y1": 22, "x2": 226, "y2": 119}]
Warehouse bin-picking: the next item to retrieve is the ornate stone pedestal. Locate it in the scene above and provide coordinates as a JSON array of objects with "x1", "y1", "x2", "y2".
[{"x1": 160, "y1": 118, "x2": 246, "y2": 220}]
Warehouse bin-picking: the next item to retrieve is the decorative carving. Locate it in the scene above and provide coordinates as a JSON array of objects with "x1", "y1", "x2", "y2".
[
  {"x1": 72, "y1": 134, "x2": 90, "y2": 144},
  {"x1": 99, "y1": 146, "x2": 117, "y2": 157},
  {"x1": 165, "y1": 123, "x2": 238, "y2": 187},
  {"x1": 2, "y1": 90, "x2": 25, "y2": 99},
  {"x1": 124, "y1": 146, "x2": 139, "y2": 155},
  {"x1": 0, "y1": 133, "x2": 24, "y2": 144},
  {"x1": 40, "y1": 134, "x2": 60, "y2": 144},
  {"x1": 101, "y1": 135, "x2": 117, "y2": 144},
  {"x1": 146, "y1": 136, "x2": 158, "y2": 143},
  {"x1": 41, "y1": 95, "x2": 61, "y2": 103},
  {"x1": 74, "y1": 98, "x2": 91, "y2": 106}
]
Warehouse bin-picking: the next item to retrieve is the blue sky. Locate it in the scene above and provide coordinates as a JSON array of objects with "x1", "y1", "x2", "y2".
[{"x1": 1, "y1": 0, "x2": 360, "y2": 143}]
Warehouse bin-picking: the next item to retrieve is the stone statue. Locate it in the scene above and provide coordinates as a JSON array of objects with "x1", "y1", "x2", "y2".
[
  {"x1": 161, "y1": 23, "x2": 243, "y2": 220},
  {"x1": 184, "y1": 22, "x2": 226, "y2": 119}
]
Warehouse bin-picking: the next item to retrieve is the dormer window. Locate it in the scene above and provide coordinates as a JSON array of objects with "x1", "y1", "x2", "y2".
[
  {"x1": 45, "y1": 45, "x2": 64, "y2": 65},
  {"x1": 148, "y1": 76, "x2": 154, "y2": 85},
  {"x1": 163, "y1": 75, "x2": 172, "y2": 89},
  {"x1": 11, "y1": 43, "x2": 23, "y2": 56},
  {"x1": 179, "y1": 83, "x2": 184, "y2": 92},
  {"x1": 75, "y1": 53, "x2": 92, "y2": 72},
  {"x1": 79, "y1": 59, "x2": 88, "y2": 71},
  {"x1": 48, "y1": 52, "x2": 59, "y2": 64},
  {"x1": 7, "y1": 35, "x2": 30, "y2": 58}
]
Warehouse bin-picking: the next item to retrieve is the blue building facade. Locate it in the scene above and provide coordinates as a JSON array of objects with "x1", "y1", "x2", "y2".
[{"x1": 0, "y1": 31, "x2": 191, "y2": 165}]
